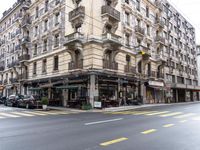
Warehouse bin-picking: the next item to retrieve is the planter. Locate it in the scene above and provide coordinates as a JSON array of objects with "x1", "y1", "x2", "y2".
[
  {"x1": 42, "y1": 105, "x2": 47, "y2": 110},
  {"x1": 26, "y1": 104, "x2": 29, "y2": 109}
]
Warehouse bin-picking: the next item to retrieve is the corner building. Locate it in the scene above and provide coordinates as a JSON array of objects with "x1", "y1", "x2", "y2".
[{"x1": 0, "y1": 0, "x2": 199, "y2": 108}]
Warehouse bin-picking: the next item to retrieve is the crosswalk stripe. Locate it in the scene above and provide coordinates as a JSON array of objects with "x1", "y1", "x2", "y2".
[
  {"x1": 34, "y1": 111, "x2": 65, "y2": 115},
  {"x1": 160, "y1": 112, "x2": 183, "y2": 117},
  {"x1": 174, "y1": 113, "x2": 196, "y2": 119},
  {"x1": 180, "y1": 120, "x2": 187, "y2": 123},
  {"x1": 0, "y1": 112, "x2": 20, "y2": 118},
  {"x1": 145, "y1": 111, "x2": 170, "y2": 116},
  {"x1": 23, "y1": 111, "x2": 48, "y2": 116},
  {"x1": 192, "y1": 117, "x2": 200, "y2": 121},
  {"x1": 11, "y1": 112, "x2": 35, "y2": 117}
]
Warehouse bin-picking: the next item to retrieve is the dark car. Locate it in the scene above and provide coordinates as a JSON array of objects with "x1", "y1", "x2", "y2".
[
  {"x1": 18, "y1": 95, "x2": 41, "y2": 109},
  {"x1": 0, "y1": 96, "x2": 7, "y2": 104},
  {"x1": 5, "y1": 95, "x2": 24, "y2": 107}
]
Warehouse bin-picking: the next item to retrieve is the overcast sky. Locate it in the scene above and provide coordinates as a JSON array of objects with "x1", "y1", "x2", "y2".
[{"x1": 0, "y1": 0, "x2": 199, "y2": 44}]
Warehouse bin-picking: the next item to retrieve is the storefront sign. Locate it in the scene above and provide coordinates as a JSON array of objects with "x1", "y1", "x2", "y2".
[
  {"x1": 94, "y1": 101, "x2": 102, "y2": 108},
  {"x1": 149, "y1": 81, "x2": 164, "y2": 87}
]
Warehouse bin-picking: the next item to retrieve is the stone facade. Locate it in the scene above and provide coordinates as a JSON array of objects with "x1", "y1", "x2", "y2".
[{"x1": 0, "y1": 0, "x2": 199, "y2": 108}]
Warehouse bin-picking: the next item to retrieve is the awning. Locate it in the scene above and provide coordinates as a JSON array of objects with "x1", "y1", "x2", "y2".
[
  {"x1": 28, "y1": 87, "x2": 42, "y2": 91},
  {"x1": 55, "y1": 85, "x2": 79, "y2": 90},
  {"x1": 148, "y1": 81, "x2": 164, "y2": 87},
  {"x1": 148, "y1": 86, "x2": 165, "y2": 90}
]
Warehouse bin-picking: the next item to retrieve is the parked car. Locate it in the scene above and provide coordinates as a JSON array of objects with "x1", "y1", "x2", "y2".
[
  {"x1": 18, "y1": 95, "x2": 42, "y2": 109},
  {"x1": 0, "y1": 96, "x2": 7, "y2": 104},
  {"x1": 5, "y1": 95, "x2": 24, "y2": 107}
]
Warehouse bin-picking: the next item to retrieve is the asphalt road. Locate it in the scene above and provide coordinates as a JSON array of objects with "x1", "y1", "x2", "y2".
[{"x1": 0, "y1": 102, "x2": 200, "y2": 150}]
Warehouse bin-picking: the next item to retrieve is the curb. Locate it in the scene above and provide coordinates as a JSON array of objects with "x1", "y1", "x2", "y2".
[{"x1": 44, "y1": 101, "x2": 200, "y2": 113}]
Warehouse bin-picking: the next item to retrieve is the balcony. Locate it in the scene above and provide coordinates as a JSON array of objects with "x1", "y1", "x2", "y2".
[
  {"x1": 103, "y1": 60, "x2": 118, "y2": 70},
  {"x1": 22, "y1": 0, "x2": 31, "y2": 10},
  {"x1": 21, "y1": 18, "x2": 31, "y2": 28},
  {"x1": 18, "y1": 73, "x2": 28, "y2": 80},
  {"x1": 0, "y1": 66, "x2": 5, "y2": 71},
  {"x1": 148, "y1": 71, "x2": 157, "y2": 78},
  {"x1": 155, "y1": 54, "x2": 167, "y2": 62},
  {"x1": 68, "y1": 61, "x2": 83, "y2": 70},
  {"x1": 64, "y1": 32, "x2": 84, "y2": 49},
  {"x1": 4, "y1": 79, "x2": 7, "y2": 85},
  {"x1": 19, "y1": 54, "x2": 30, "y2": 62},
  {"x1": 155, "y1": 36, "x2": 165, "y2": 45},
  {"x1": 21, "y1": 36, "x2": 30, "y2": 46},
  {"x1": 69, "y1": 6, "x2": 85, "y2": 27},
  {"x1": 124, "y1": 65, "x2": 136, "y2": 74},
  {"x1": 101, "y1": 5, "x2": 120, "y2": 22},
  {"x1": 155, "y1": 18, "x2": 165, "y2": 29},
  {"x1": 15, "y1": 45, "x2": 21, "y2": 51},
  {"x1": 7, "y1": 61, "x2": 19, "y2": 68},
  {"x1": 135, "y1": 25, "x2": 145, "y2": 38},
  {"x1": 102, "y1": 33, "x2": 121, "y2": 48},
  {"x1": 154, "y1": 1, "x2": 163, "y2": 11},
  {"x1": 9, "y1": 78, "x2": 18, "y2": 84},
  {"x1": 157, "y1": 72, "x2": 164, "y2": 79}
]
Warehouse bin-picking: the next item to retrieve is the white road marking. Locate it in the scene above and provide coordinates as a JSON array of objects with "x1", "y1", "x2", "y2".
[
  {"x1": 85, "y1": 118, "x2": 123, "y2": 126},
  {"x1": 174, "y1": 113, "x2": 196, "y2": 119},
  {"x1": 11, "y1": 112, "x2": 34, "y2": 117},
  {"x1": 0, "y1": 112, "x2": 20, "y2": 118}
]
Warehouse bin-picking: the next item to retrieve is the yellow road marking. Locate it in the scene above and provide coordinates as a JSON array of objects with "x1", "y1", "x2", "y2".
[
  {"x1": 100, "y1": 137, "x2": 128, "y2": 146},
  {"x1": 11, "y1": 112, "x2": 34, "y2": 117},
  {"x1": 141, "y1": 129, "x2": 157, "y2": 134},
  {"x1": 174, "y1": 113, "x2": 196, "y2": 119},
  {"x1": 160, "y1": 112, "x2": 183, "y2": 117},
  {"x1": 163, "y1": 124, "x2": 174, "y2": 128},
  {"x1": 145, "y1": 111, "x2": 170, "y2": 116},
  {"x1": 180, "y1": 120, "x2": 187, "y2": 123},
  {"x1": 133, "y1": 111, "x2": 157, "y2": 115},
  {"x1": 0, "y1": 112, "x2": 20, "y2": 118}
]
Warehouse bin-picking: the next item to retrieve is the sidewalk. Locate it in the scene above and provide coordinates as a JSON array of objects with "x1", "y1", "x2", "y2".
[{"x1": 48, "y1": 101, "x2": 200, "y2": 113}]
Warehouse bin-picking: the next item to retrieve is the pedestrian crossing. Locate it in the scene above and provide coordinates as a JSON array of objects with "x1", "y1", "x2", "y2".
[
  {"x1": 105, "y1": 110, "x2": 200, "y2": 120},
  {"x1": 0, "y1": 110, "x2": 77, "y2": 120}
]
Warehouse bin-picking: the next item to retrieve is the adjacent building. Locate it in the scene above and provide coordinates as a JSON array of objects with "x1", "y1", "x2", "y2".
[{"x1": 0, "y1": 0, "x2": 199, "y2": 108}]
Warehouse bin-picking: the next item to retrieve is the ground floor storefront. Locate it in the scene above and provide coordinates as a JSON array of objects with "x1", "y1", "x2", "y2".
[
  {"x1": 21, "y1": 71, "x2": 200, "y2": 109},
  {"x1": 171, "y1": 88, "x2": 200, "y2": 103}
]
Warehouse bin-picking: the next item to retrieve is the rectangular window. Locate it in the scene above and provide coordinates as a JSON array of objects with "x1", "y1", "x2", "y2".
[
  {"x1": 54, "y1": 34, "x2": 59, "y2": 48},
  {"x1": 44, "y1": 19, "x2": 48, "y2": 31},
  {"x1": 125, "y1": 34, "x2": 130, "y2": 46},
  {"x1": 35, "y1": 26, "x2": 38, "y2": 36},
  {"x1": 43, "y1": 39, "x2": 47, "y2": 52},
  {"x1": 54, "y1": 56, "x2": 59, "y2": 71},
  {"x1": 146, "y1": 6, "x2": 149, "y2": 18},
  {"x1": 34, "y1": 44, "x2": 37, "y2": 55},
  {"x1": 33, "y1": 62, "x2": 37, "y2": 75},
  {"x1": 45, "y1": 0, "x2": 49, "y2": 12},
  {"x1": 136, "y1": 0, "x2": 140, "y2": 11},
  {"x1": 42, "y1": 59, "x2": 47, "y2": 73},
  {"x1": 146, "y1": 25, "x2": 150, "y2": 36},
  {"x1": 35, "y1": 7, "x2": 39, "y2": 18},
  {"x1": 125, "y1": 12, "x2": 130, "y2": 25},
  {"x1": 55, "y1": 12, "x2": 60, "y2": 26}
]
